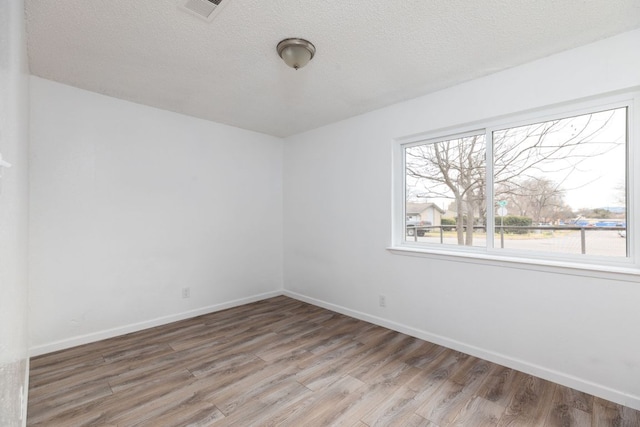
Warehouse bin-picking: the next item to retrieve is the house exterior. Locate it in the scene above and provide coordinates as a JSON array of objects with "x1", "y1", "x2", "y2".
[{"x1": 406, "y1": 202, "x2": 445, "y2": 227}]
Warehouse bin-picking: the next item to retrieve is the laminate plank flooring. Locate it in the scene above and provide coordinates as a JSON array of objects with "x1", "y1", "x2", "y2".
[{"x1": 28, "y1": 296, "x2": 640, "y2": 426}]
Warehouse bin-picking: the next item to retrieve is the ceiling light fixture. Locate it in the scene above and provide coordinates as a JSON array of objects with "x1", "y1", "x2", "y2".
[{"x1": 277, "y1": 38, "x2": 316, "y2": 70}]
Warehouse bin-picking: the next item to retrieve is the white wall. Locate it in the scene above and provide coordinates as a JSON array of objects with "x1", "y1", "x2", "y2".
[
  {"x1": 29, "y1": 78, "x2": 283, "y2": 354},
  {"x1": 0, "y1": 0, "x2": 30, "y2": 425},
  {"x1": 283, "y1": 29, "x2": 640, "y2": 409}
]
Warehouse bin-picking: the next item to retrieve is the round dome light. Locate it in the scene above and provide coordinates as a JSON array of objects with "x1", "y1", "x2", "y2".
[{"x1": 277, "y1": 38, "x2": 316, "y2": 70}]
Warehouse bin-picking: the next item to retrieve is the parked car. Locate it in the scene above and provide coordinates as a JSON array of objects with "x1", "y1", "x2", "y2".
[
  {"x1": 406, "y1": 219, "x2": 432, "y2": 237},
  {"x1": 595, "y1": 221, "x2": 618, "y2": 227}
]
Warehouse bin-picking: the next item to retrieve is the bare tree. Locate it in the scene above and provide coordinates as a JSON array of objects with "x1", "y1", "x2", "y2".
[
  {"x1": 406, "y1": 135, "x2": 484, "y2": 245},
  {"x1": 406, "y1": 108, "x2": 623, "y2": 245},
  {"x1": 492, "y1": 112, "x2": 619, "y2": 188},
  {"x1": 500, "y1": 178, "x2": 570, "y2": 224}
]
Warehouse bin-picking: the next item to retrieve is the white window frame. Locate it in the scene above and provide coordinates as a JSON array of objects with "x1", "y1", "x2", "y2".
[{"x1": 390, "y1": 90, "x2": 640, "y2": 279}]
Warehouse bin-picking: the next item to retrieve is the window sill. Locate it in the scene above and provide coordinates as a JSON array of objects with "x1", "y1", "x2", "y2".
[{"x1": 387, "y1": 245, "x2": 640, "y2": 283}]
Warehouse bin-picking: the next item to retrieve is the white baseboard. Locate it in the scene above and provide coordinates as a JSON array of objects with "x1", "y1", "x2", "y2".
[
  {"x1": 29, "y1": 290, "x2": 283, "y2": 357},
  {"x1": 21, "y1": 359, "x2": 29, "y2": 427},
  {"x1": 283, "y1": 290, "x2": 640, "y2": 411}
]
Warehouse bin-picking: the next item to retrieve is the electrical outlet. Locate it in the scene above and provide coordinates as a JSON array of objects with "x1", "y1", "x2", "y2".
[
  {"x1": 182, "y1": 287, "x2": 190, "y2": 298},
  {"x1": 379, "y1": 294, "x2": 386, "y2": 308}
]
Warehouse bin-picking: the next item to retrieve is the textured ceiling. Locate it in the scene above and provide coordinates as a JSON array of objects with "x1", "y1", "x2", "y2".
[{"x1": 25, "y1": 0, "x2": 640, "y2": 137}]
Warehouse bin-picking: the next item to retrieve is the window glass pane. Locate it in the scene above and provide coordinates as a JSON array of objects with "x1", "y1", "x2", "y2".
[
  {"x1": 405, "y1": 134, "x2": 486, "y2": 247},
  {"x1": 493, "y1": 107, "x2": 627, "y2": 257}
]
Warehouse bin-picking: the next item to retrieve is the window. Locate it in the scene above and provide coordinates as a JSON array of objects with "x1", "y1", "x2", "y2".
[
  {"x1": 405, "y1": 132, "x2": 486, "y2": 247},
  {"x1": 395, "y1": 93, "x2": 637, "y2": 271}
]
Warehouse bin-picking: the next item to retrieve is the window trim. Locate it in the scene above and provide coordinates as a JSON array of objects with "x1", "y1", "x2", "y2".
[{"x1": 391, "y1": 90, "x2": 640, "y2": 276}]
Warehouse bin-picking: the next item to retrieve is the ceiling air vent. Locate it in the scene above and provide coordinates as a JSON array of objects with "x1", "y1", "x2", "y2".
[{"x1": 180, "y1": 0, "x2": 228, "y2": 22}]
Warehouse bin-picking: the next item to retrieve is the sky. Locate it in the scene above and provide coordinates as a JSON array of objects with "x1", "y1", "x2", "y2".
[{"x1": 521, "y1": 107, "x2": 626, "y2": 210}]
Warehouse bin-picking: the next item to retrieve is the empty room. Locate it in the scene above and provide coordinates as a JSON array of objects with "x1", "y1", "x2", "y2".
[{"x1": 2, "y1": 0, "x2": 640, "y2": 426}]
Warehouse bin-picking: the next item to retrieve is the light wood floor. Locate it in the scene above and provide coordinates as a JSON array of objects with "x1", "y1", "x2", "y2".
[{"x1": 28, "y1": 296, "x2": 640, "y2": 426}]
